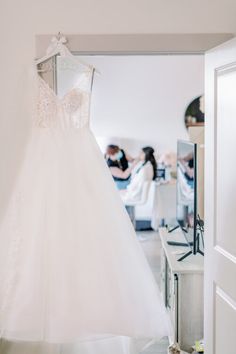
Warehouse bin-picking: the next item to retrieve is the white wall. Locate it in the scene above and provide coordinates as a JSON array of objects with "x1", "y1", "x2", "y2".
[
  {"x1": 57, "y1": 55, "x2": 204, "y2": 156},
  {"x1": 0, "y1": 0, "x2": 234, "y2": 213},
  {"x1": 90, "y1": 55, "x2": 203, "y2": 155}
]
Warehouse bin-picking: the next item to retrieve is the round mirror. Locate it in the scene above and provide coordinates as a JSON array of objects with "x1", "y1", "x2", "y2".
[{"x1": 185, "y1": 95, "x2": 205, "y2": 128}]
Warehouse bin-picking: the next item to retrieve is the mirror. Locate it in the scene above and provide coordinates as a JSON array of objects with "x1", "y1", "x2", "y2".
[{"x1": 184, "y1": 95, "x2": 205, "y2": 128}]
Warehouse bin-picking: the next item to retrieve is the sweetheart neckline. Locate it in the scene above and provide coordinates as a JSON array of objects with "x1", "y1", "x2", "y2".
[{"x1": 37, "y1": 71, "x2": 92, "y2": 102}]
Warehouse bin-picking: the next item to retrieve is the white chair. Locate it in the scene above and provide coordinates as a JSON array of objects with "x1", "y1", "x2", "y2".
[
  {"x1": 135, "y1": 181, "x2": 156, "y2": 222},
  {"x1": 125, "y1": 181, "x2": 152, "y2": 228}
]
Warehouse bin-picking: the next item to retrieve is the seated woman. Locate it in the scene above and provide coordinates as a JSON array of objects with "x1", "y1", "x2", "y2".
[
  {"x1": 110, "y1": 146, "x2": 157, "y2": 204},
  {"x1": 105, "y1": 145, "x2": 134, "y2": 190}
]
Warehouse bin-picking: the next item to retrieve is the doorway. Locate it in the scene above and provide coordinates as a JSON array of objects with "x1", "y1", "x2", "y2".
[
  {"x1": 35, "y1": 32, "x2": 236, "y2": 352},
  {"x1": 54, "y1": 52, "x2": 204, "y2": 353}
]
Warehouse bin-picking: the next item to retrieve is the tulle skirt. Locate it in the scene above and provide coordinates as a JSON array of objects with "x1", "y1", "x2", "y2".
[{"x1": 0, "y1": 126, "x2": 168, "y2": 353}]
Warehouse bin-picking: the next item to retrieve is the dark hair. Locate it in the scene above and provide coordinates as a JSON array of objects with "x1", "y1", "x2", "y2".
[
  {"x1": 106, "y1": 144, "x2": 119, "y2": 155},
  {"x1": 142, "y1": 146, "x2": 157, "y2": 180}
]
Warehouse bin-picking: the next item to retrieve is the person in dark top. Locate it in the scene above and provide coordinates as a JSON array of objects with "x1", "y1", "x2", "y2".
[{"x1": 105, "y1": 145, "x2": 134, "y2": 190}]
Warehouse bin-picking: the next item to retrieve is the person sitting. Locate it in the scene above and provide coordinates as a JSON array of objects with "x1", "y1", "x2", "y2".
[
  {"x1": 105, "y1": 145, "x2": 134, "y2": 190},
  {"x1": 110, "y1": 146, "x2": 157, "y2": 204}
]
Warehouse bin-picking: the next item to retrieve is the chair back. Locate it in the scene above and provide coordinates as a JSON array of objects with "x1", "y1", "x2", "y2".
[
  {"x1": 139, "y1": 181, "x2": 151, "y2": 205},
  {"x1": 124, "y1": 181, "x2": 152, "y2": 207}
]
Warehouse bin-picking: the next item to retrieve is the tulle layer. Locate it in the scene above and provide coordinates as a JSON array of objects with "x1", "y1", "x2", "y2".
[
  {"x1": 0, "y1": 336, "x2": 161, "y2": 354},
  {"x1": 0, "y1": 127, "x2": 168, "y2": 348}
]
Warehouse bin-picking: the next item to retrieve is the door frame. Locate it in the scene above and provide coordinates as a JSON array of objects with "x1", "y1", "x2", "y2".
[
  {"x1": 36, "y1": 33, "x2": 235, "y2": 352},
  {"x1": 36, "y1": 33, "x2": 233, "y2": 58},
  {"x1": 204, "y1": 38, "x2": 236, "y2": 354}
]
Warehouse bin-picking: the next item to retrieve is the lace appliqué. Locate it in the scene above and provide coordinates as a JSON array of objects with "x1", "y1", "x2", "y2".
[
  {"x1": 63, "y1": 89, "x2": 82, "y2": 115},
  {"x1": 64, "y1": 91, "x2": 90, "y2": 129},
  {"x1": 35, "y1": 73, "x2": 91, "y2": 130},
  {"x1": 36, "y1": 81, "x2": 58, "y2": 129}
]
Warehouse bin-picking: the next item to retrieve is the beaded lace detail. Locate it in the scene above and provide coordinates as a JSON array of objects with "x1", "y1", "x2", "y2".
[{"x1": 36, "y1": 70, "x2": 92, "y2": 130}]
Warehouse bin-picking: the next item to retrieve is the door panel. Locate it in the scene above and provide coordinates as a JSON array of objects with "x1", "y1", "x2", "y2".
[
  {"x1": 205, "y1": 38, "x2": 236, "y2": 354},
  {"x1": 216, "y1": 69, "x2": 236, "y2": 255},
  {"x1": 215, "y1": 287, "x2": 236, "y2": 354}
]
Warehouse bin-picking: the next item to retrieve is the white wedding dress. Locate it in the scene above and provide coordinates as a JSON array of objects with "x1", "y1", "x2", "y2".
[{"x1": 0, "y1": 44, "x2": 168, "y2": 353}]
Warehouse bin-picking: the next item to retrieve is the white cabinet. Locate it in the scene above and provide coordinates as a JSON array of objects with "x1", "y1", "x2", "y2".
[{"x1": 159, "y1": 228, "x2": 204, "y2": 352}]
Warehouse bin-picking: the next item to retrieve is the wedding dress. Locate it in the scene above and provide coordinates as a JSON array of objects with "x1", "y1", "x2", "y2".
[{"x1": 0, "y1": 41, "x2": 168, "y2": 353}]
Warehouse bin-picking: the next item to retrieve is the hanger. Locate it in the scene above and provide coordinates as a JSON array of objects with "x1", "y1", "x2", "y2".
[{"x1": 35, "y1": 32, "x2": 101, "y2": 75}]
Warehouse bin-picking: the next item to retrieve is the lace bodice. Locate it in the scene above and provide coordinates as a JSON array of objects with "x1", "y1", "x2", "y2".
[{"x1": 35, "y1": 69, "x2": 93, "y2": 130}]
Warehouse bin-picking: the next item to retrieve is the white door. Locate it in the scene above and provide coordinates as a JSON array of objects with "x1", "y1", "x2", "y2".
[{"x1": 205, "y1": 38, "x2": 236, "y2": 354}]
